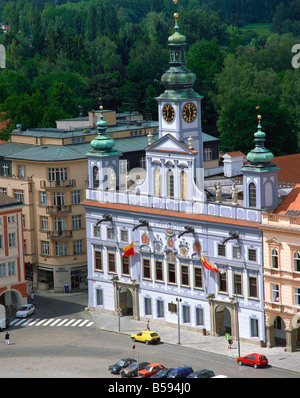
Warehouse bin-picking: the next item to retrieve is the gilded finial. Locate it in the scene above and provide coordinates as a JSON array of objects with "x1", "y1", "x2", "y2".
[
  {"x1": 173, "y1": 0, "x2": 178, "y2": 5},
  {"x1": 174, "y1": 12, "x2": 178, "y2": 20}
]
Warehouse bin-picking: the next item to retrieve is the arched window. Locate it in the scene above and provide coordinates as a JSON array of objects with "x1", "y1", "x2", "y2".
[
  {"x1": 271, "y1": 248, "x2": 278, "y2": 268},
  {"x1": 154, "y1": 168, "x2": 161, "y2": 196},
  {"x1": 93, "y1": 166, "x2": 99, "y2": 188},
  {"x1": 180, "y1": 171, "x2": 187, "y2": 200},
  {"x1": 167, "y1": 169, "x2": 174, "y2": 198},
  {"x1": 293, "y1": 252, "x2": 300, "y2": 272},
  {"x1": 249, "y1": 182, "x2": 256, "y2": 207}
]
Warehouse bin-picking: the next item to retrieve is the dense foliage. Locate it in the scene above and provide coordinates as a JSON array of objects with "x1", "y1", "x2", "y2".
[{"x1": 0, "y1": 0, "x2": 299, "y2": 156}]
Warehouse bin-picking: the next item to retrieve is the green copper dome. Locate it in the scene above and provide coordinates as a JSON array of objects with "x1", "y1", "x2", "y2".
[
  {"x1": 157, "y1": 13, "x2": 201, "y2": 100},
  {"x1": 86, "y1": 108, "x2": 121, "y2": 157},
  {"x1": 241, "y1": 116, "x2": 279, "y2": 173}
]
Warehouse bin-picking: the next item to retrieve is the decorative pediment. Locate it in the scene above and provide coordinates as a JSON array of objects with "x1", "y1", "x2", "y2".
[{"x1": 147, "y1": 133, "x2": 195, "y2": 155}]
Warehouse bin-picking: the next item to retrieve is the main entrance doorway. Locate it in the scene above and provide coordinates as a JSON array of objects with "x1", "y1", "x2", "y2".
[
  {"x1": 114, "y1": 280, "x2": 139, "y2": 320},
  {"x1": 215, "y1": 305, "x2": 232, "y2": 336}
]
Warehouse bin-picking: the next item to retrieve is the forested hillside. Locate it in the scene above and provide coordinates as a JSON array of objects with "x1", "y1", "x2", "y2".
[{"x1": 0, "y1": 0, "x2": 300, "y2": 156}]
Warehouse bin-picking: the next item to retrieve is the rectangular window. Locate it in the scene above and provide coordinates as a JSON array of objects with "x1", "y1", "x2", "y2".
[
  {"x1": 143, "y1": 258, "x2": 151, "y2": 279},
  {"x1": 196, "y1": 308, "x2": 204, "y2": 326},
  {"x1": 108, "y1": 253, "x2": 116, "y2": 273},
  {"x1": 8, "y1": 233, "x2": 16, "y2": 247},
  {"x1": 54, "y1": 217, "x2": 66, "y2": 232},
  {"x1": 14, "y1": 189, "x2": 24, "y2": 202},
  {"x1": 122, "y1": 256, "x2": 130, "y2": 275},
  {"x1": 55, "y1": 241, "x2": 67, "y2": 256},
  {"x1": 249, "y1": 276, "x2": 259, "y2": 298},
  {"x1": 157, "y1": 300, "x2": 164, "y2": 318},
  {"x1": 96, "y1": 289, "x2": 103, "y2": 305},
  {"x1": 0, "y1": 188, "x2": 7, "y2": 194},
  {"x1": 53, "y1": 192, "x2": 65, "y2": 206},
  {"x1": 219, "y1": 271, "x2": 227, "y2": 293},
  {"x1": 0, "y1": 263, "x2": 6, "y2": 277},
  {"x1": 42, "y1": 241, "x2": 49, "y2": 255},
  {"x1": 233, "y1": 246, "x2": 241, "y2": 259},
  {"x1": 204, "y1": 147, "x2": 212, "y2": 161},
  {"x1": 71, "y1": 190, "x2": 81, "y2": 205},
  {"x1": 294, "y1": 288, "x2": 300, "y2": 306},
  {"x1": 234, "y1": 273, "x2": 242, "y2": 296},
  {"x1": 218, "y1": 243, "x2": 226, "y2": 257},
  {"x1": 40, "y1": 216, "x2": 48, "y2": 231},
  {"x1": 94, "y1": 250, "x2": 102, "y2": 271},
  {"x1": 248, "y1": 248, "x2": 257, "y2": 262},
  {"x1": 144, "y1": 297, "x2": 152, "y2": 315},
  {"x1": 120, "y1": 229, "x2": 128, "y2": 242},
  {"x1": 18, "y1": 165, "x2": 25, "y2": 179},
  {"x1": 155, "y1": 260, "x2": 163, "y2": 281},
  {"x1": 250, "y1": 318, "x2": 259, "y2": 337},
  {"x1": 72, "y1": 215, "x2": 82, "y2": 230},
  {"x1": 107, "y1": 227, "x2": 114, "y2": 240},
  {"x1": 0, "y1": 235, "x2": 3, "y2": 249},
  {"x1": 182, "y1": 305, "x2": 190, "y2": 323},
  {"x1": 40, "y1": 191, "x2": 47, "y2": 206},
  {"x1": 93, "y1": 226, "x2": 101, "y2": 237},
  {"x1": 181, "y1": 265, "x2": 189, "y2": 286},
  {"x1": 8, "y1": 261, "x2": 15, "y2": 275},
  {"x1": 168, "y1": 263, "x2": 176, "y2": 284},
  {"x1": 73, "y1": 240, "x2": 83, "y2": 255},
  {"x1": 194, "y1": 267, "x2": 203, "y2": 289},
  {"x1": 48, "y1": 167, "x2": 67, "y2": 182}
]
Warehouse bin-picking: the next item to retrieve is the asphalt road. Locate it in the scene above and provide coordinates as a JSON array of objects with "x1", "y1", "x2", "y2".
[{"x1": 0, "y1": 292, "x2": 298, "y2": 380}]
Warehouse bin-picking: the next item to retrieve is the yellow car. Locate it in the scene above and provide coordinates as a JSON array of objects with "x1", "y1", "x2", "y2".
[{"x1": 131, "y1": 331, "x2": 161, "y2": 345}]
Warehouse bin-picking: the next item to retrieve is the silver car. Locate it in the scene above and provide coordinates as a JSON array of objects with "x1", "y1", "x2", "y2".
[{"x1": 16, "y1": 304, "x2": 35, "y2": 318}]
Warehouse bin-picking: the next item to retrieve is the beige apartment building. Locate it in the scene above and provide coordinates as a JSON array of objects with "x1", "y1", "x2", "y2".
[
  {"x1": 0, "y1": 109, "x2": 159, "y2": 292},
  {"x1": 260, "y1": 183, "x2": 300, "y2": 352}
]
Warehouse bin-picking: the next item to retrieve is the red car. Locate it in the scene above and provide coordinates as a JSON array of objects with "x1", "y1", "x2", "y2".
[
  {"x1": 237, "y1": 353, "x2": 268, "y2": 369},
  {"x1": 138, "y1": 363, "x2": 166, "y2": 378}
]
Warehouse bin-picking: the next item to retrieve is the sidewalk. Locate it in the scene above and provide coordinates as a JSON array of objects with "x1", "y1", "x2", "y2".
[{"x1": 89, "y1": 310, "x2": 300, "y2": 375}]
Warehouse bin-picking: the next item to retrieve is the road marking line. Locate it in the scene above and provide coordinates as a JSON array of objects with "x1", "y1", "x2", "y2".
[
  {"x1": 78, "y1": 320, "x2": 89, "y2": 327},
  {"x1": 49, "y1": 319, "x2": 61, "y2": 326},
  {"x1": 10, "y1": 319, "x2": 19, "y2": 325},
  {"x1": 64, "y1": 319, "x2": 76, "y2": 326},
  {"x1": 35, "y1": 319, "x2": 47, "y2": 326},
  {"x1": 57, "y1": 319, "x2": 69, "y2": 326},
  {"x1": 86, "y1": 322, "x2": 94, "y2": 327},
  {"x1": 21, "y1": 318, "x2": 33, "y2": 326},
  {"x1": 42, "y1": 318, "x2": 55, "y2": 326},
  {"x1": 27, "y1": 319, "x2": 40, "y2": 326},
  {"x1": 14, "y1": 319, "x2": 27, "y2": 326}
]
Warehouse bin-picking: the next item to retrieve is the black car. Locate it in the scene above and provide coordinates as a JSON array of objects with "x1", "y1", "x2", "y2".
[
  {"x1": 108, "y1": 358, "x2": 136, "y2": 374},
  {"x1": 120, "y1": 361, "x2": 150, "y2": 377},
  {"x1": 150, "y1": 368, "x2": 174, "y2": 378},
  {"x1": 186, "y1": 369, "x2": 215, "y2": 378}
]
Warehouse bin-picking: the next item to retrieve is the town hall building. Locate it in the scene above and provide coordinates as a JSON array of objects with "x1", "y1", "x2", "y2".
[{"x1": 82, "y1": 14, "x2": 280, "y2": 346}]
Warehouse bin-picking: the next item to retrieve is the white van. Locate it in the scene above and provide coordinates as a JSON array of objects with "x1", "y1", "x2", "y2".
[{"x1": 0, "y1": 304, "x2": 9, "y2": 331}]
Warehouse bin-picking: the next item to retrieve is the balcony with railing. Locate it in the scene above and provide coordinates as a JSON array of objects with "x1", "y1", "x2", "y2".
[
  {"x1": 46, "y1": 205, "x2": 72, "y2": 214},
  {"x1": 47, "y1": 230, "x2": 73, "y2": 239},
  {"x1": 40, "y1": 179, "x2": 76, "y2": 188}
]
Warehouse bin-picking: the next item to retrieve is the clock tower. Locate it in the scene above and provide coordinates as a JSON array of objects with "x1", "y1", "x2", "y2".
[{"x1": 156, "y1": 13, "x2": 204, "y2": 171}]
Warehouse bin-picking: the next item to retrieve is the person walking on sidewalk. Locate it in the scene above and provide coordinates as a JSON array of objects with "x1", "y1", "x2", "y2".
[
  {"x1": 146, "y1": 320, "x2": 150, "y2": 331},
  {"x1": 5, "y1": 331, "x2": 9, "y2": 345}
]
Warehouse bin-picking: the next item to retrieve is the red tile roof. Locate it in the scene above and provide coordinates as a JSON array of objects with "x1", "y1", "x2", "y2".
[
  {"x1": 273, "y1": 154, "x2": 300, "y2": 184},
  {"x1": 275, "y1": 183, "x2": 300, "y2": 215}
]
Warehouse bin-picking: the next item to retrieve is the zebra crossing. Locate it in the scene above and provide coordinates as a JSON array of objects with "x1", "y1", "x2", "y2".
[{"x1": 10, "y1": 317, "x2": 94, "y2": 328}]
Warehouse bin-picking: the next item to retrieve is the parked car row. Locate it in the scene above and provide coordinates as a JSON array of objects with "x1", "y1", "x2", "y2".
[
  {"x1": 109, "y1": 358, "x2": 225, "y2": 379},
  {"x1": 108, "y1": 330, "x2": 269, "y2": 377}
]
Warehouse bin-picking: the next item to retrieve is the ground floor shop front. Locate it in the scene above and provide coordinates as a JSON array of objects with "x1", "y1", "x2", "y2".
[{"x1": 26, "y1": 262, "x2": 88, "y2": 293}]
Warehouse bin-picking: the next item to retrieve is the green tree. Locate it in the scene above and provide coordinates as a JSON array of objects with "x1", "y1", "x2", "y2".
[{"x1": 218, "y1": 98, "x2": 298, "y2": 156}]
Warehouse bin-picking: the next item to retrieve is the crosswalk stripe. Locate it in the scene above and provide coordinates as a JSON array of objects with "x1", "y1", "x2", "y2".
[
  {"x1": 10, "y1": 317, "x2": 93, "y2": 328},
  {"x1": 64, "y1": 319, "x2": 76, "y2": 326},
  {"x1": 78, "y1": 319, "x2": 89, "y2": 327},
  {"x1": 50, "y1": 319, "x2": 61, "y2": 326}
]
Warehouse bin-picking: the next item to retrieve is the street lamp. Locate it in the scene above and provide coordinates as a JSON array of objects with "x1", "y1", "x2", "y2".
[
  {"x1": 176, "y1": 298, "x2": 182, "y2": 344},
  {"x1": 234, "y1": 276, "x2": 241, "y2": 358},
  {"x1": 117, "y1": 286, "x2": 121, "y2": 332}
]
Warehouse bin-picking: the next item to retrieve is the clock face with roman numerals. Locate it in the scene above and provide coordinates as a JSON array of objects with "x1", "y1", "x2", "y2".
[
  {"x1": 183, "y1": 103, "x2": 197, "y2": 123},
  {"x1": 163, "y1": 104, "x2": 175, "y2": 123}
]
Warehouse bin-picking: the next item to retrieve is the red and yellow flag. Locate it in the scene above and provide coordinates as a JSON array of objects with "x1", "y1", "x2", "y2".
[
  {"x1": 122, "y1": 242, "x2": 135, "y2": 257},
  {"x1": 201, "y1": 253, "x2": 218, "y2": 272}
]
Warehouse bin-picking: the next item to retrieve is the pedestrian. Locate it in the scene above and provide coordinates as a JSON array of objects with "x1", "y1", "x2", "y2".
[
  {"x1": 30, "y1": 290, "x2": 34, "y2": 304},
  {"x1": 146, "y1": 320, "x2": 150, "y2": 331},
  {"x1": 228, "y1": 338, "x2": 233, "y2": 349},
  {"x1": 5, "y1": 331, "x2": 9, "y2": 345}
]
